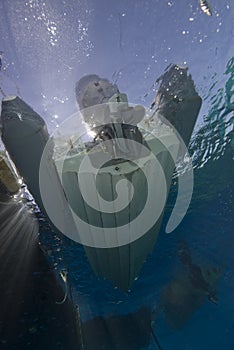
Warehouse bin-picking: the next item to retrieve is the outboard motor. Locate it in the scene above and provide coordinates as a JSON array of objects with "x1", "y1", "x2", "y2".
[{"x1": 75, "y1": 75, "x2": 146, "y2": 159}]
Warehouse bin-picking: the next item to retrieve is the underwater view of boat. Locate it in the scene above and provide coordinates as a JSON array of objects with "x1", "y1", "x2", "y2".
[
  {"x1": 0, "y1": 64, "x2": 202, "y2": 291},
  {"x1": 0, "y1": 1, "x2": 233, "y2": 349}
]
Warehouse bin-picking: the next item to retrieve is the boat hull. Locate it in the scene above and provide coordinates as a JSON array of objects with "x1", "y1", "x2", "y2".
[{"x1": 57, "y1": 135, "x2": 179, "y2": 290}]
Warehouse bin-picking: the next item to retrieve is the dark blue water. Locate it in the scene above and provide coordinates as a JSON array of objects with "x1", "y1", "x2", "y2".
[{"x1": 35, "y1": 57, "x2": 233, "y2": 349}]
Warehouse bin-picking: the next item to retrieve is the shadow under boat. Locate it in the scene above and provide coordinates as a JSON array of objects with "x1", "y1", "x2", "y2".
[
  {"x1": 159, "y1": 242, "x2": 222, "y2": 330},
  {"x1": 81, "y1": 306, "x2": 152, "y2": 350}
]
